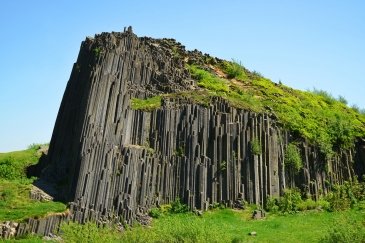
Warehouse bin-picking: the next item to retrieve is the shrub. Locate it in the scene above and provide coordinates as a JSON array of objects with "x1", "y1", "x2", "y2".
[
  {"x1": 92, "y1": 47, "x2": 102, "y2": 57},
  {"x1": 266, "y1": 189, "x2": 303, "y2": 213},
  {"x1": 175, "y1": 146, "x2": 185, "y2": 157},
  {"x1": 222, "y1": 59, "x2": 246, "y2": 79},
  {"x1": 352, "y1": 104, "x2": 360, "y2": 113},
  {"x1": 170, "y1": 198, "x2": 189, "y2": 214},
  {"x1": 27, "y1": 143, "x2": 41, "y2": 150},
  {"x1": 265, "y1": 197, "x2": 279, "y2": 213},
  {"x1": 250, "y1": 139, "x2": 262, "y2": 155},
  {"x1": 278, "y1": 188, "x2": 303, "y2": 213},
  {"x1": 337, "y1": 95, "x2": 348, "y2": 105},
  {"x1": 160, "y1": 204, "x2": 172, "y2": 213},
  {"x1": 149, "y1": 207, "x2": 162, "y2": 218},
  {"x1": 297, "y1": 199, "x2": 317, "y2": 211},
  {"x1": 209, "y1": 202, "x2": 226, "y2": 210},
  {"x1": 284, "y1": 143, "x2": 302, "y2": 172},
  {"x1": 317, "y1": 199, "x2": 331, "y2": 211},
  {"x1": 326, "y1": 191, "x2": 351, "y2": 212}
]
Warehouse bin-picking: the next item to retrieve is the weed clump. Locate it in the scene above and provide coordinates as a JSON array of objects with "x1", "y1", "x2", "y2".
[
  {"x1": 284, "y1": 143, "x2": 302, "y2": 172},
  {"x1": 250, "y1": 139, "x2": 262, "y2": 155},
  {"x1": 221, "y1": 60, "x2": 247, "y2": 80}
]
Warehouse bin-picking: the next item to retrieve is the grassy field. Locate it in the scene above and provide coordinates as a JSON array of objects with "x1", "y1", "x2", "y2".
[
  {"x1": 8, "y1": 207, "x2": 362, "y2": 242},
  {"x1": 0, "y1": 145, "x2": 67, "y2": 222},
  {"x1": 117, "y1": 208, "x2": 365, "y2": 243}
]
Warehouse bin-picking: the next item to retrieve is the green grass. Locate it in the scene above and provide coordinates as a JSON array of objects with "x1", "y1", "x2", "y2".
[
  {"x1": 187, "y1": 62, "x2": 365, "y2": 158},
  {"x1": 0, "y1": 146, "x2": 67, "y2": 222},
  {"x1": 42, "y1": 208, "x2": 365, "y2": 243},
  {"x1": 188, "y1": 65, "x2": 229, "y2": 92},
  {"x1": 131, "y1": 96, "x2": 162, "y2": 111},
  {"x1": 3, "y1": 234, "x2": 44, "y2": 243},
  {"x1": 0, "y1": 145, "x2": 43, "y2": 180},
  {"x1": 0, "y1": 179, "x2": 66, "y2": 222}
]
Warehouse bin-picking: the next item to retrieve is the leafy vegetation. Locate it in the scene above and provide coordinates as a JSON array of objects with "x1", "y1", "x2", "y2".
[
  {"x1": 324, "y1": 179, "x2": 365, "y2": 211},
  {"x1": 284, "y1": 143, "x2": 303, "y2": 172},
  {"x1": 148, "y1": 198, "x2": 189, "y2": 219},
  {"x1": 0, "y1": 145, "x2": 67, "y2": 222},
  {"x1": 250, "y1": 138, "x2": 262, "y2": 155},
  {"x1": 92, "y1": 47, "x2": 102, "y2": 57},
  {"x1": 266, "y1": 188, "x2": 304, "y2": 213},
  {"x1": 266, "y1": 179, "x2": 365, "y2": 214},
  {"x1": 131, "y1": 96, "x2": 162, "y2": 111}
]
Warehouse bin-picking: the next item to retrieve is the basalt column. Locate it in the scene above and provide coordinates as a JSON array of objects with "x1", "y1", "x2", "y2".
[{"x1": 42, "y1": 28, "x2": 359, "y2": 225}]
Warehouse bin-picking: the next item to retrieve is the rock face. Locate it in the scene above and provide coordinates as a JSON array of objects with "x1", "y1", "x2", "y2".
[
  {"x1": 0, "y1": 213, "x2": 69, "y2": 239},
  {"x1": 40, "y1": 27, "x2": 363, "y2": 226}
]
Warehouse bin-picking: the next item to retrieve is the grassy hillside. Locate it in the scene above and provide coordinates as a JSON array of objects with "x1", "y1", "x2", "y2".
[
  {"x1": 0, "y1": 144, "x2": 42, "y2": 180},
  {"x1": 132, "y1": 58, "x2": 365, "y2": 158},
  {"x1": 190, "y1": 60, "x2": 365, "y2": 157},
  {"x1": 0, "y1": 145, "x2": 66, "y2": 222}
]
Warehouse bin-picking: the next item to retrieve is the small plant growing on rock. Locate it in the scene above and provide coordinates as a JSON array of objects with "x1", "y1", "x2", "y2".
[
  {"x1": 284, "y1": 143, "x2": 302, "y2": 172},
  {"x1": 219, "y1": 160, "x2": 227, "y2": 171},
  {"x1": 250, "y1": 139, "x2": 262, "y2": 155},
  {"x1": 92, "y1": 47, "x2": 102, "y2": 57},
  {"x1": 175, "y1": 146, "x2": 185, "y2": 157}
]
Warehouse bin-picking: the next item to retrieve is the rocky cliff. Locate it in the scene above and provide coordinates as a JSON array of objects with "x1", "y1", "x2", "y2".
[{"x1": 40, "y1": 27, "x2": 364, "y2": 227}]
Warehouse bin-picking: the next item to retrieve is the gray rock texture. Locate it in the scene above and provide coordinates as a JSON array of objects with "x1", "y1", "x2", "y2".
[{"x1": 0, "y1": 212, "x2": 69, "y2": 239}]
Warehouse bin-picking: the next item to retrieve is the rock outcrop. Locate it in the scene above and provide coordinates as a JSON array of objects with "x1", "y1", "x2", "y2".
[
  {"x1": 34, "y1": 27, "x2": 364, "y2": 229},
  {"x1": 0, "y1": 213, "x2": 69, "y2": 239}
]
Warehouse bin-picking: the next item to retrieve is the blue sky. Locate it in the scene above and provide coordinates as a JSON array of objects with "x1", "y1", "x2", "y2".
[{"x1": 0, "y1": 0, "x2": 364, "y2": 152}]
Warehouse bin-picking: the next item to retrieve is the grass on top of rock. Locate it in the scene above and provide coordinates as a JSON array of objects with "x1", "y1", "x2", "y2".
[
  {"x1": 131, "y1": 96, "x2": 162, "y2": 111},
  {"x1": 0, "y1": 145, "x2": 67, "y2": 222},
  {"x1": 0, "y1": 144, "x2": 44, "y2": 180},
  {"x1": 0, "y1": 179, "x2": 66, "y2": 221},
  {"x1": 187, "y1": 61, "x2": 365, "y2": 158}
]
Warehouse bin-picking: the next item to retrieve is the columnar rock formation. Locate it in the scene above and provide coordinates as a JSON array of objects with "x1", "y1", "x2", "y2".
[{"x1": 40, "y1": 27, "x2": 363, "y2": 226}]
